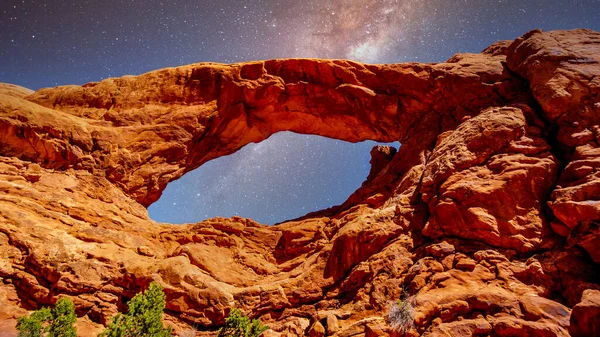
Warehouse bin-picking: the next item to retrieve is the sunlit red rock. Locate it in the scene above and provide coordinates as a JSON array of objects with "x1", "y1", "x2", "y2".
[{"x1": 569, "y1": 289, "x2": 600, "y2": 337}]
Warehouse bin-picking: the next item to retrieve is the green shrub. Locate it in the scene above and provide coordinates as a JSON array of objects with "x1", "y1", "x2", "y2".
[
  {"x1": 100, "y1": 282, "x2": 172, "y2": 337},
  {"x1": 17, "y1": 297, "x2": 77, "y2": 337},
  {"x1": 217, "y1": 308, "x2": 268, "y2": 337}
]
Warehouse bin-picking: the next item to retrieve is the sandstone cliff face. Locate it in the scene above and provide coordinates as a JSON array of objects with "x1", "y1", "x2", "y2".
[{"x1": 0, "y1": 29, "x2": 598, "y2": 337}]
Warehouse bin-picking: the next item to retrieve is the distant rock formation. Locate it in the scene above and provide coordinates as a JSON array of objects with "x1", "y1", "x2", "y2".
[{"x1": 0, "y1": 28, "x2": 599, "y2": 336}]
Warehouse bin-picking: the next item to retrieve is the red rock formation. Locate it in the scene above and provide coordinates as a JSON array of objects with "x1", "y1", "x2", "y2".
[
  {"x1": 0, "y1": 29, "x2": 599, "y2": 336},
  {"x1": 569, "y1": 289, "x2": 600, "y2": 337}
]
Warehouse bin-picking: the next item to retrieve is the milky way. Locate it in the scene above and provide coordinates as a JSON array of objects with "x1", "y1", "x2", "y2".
[
  {"x1": 295, "y1": 0, "x2": 424, "y2": 62},
  {"x1": 2, "y1": 0, "x2": 600, "y2": 224}
]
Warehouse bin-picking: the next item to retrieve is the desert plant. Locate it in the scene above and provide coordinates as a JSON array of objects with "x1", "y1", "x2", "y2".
[
  {"x1": 17, "y1": 297, "x2": 77, "y2": 337},
  {"x1": 217, "y1": 308, "x2": 268, "y2": 337},
  {"x1": 100, "y1": 281, "x2": 172, "y2": 337},
  {"x1": 386, "y1": 296, "x2": 415, "y2": 334},
  {"x1": 17, "y1": 308, "x2": 51, "y2": 337}
]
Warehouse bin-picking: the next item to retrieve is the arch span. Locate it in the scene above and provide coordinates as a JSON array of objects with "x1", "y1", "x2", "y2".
[{"x1": 24, "y1": 51, "x2": 521, "y2": 206}]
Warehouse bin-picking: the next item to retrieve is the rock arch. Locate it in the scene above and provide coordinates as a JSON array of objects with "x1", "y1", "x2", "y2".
[
  {"x1": 0, "y1": 29, "x2": 599, "y2": 336},
  {"x1": 21, "y1": 46, "x2": 519, "y2": 206}
]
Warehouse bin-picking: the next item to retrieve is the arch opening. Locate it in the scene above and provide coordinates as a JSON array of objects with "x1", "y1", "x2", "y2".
[{"x1": 148, "y1": 131, "x2": 400, "y2": 225}]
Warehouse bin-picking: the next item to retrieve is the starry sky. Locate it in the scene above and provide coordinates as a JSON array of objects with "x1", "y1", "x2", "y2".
[{"x1": 2, "y1": 1, "x2": 600, "y2": 224}]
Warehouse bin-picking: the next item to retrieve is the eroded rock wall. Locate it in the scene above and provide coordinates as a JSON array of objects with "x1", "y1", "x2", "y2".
[{"x1": 0, "y1": 29, "x2": 599, "y2": 336}]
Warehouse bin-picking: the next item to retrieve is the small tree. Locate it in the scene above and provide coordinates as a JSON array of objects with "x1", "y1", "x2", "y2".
[
  {"x1": 100, "y1": 282, "x2": 172, "y2": 337},
  {"x1": 17, "y1": 297, "x2": 77, "y2": 337},
  {"x1": 217, "y1": 308, "x2": 268, "y2": 337}
]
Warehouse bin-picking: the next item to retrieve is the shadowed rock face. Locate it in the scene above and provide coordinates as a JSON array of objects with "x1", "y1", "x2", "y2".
[{"x1": 0, "y1": 29, "x2": 598, "y2": 336}]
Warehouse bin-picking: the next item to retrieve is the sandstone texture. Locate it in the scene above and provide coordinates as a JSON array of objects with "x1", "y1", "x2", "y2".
[{"x1": 0, "y1": 29, "x2": 599, "y2": 336}]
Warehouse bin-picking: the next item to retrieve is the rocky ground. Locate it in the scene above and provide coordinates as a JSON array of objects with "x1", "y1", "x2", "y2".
[{"x1": 0, "y1": 28, "x2": 599, "y2": 336}]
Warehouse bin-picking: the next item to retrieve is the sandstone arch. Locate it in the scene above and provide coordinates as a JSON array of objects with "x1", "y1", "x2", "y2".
[
  {"x1": 0, "y1": 29, "x2": 599, "y2": 336},
  {"x1": 18, "y1": 45, "x2": 519, "y2": 206}
]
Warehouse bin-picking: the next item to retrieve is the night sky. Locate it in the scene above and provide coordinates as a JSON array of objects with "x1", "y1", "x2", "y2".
[{"x1": 2, "y1": 1, "x2": 600, "y2": 224}]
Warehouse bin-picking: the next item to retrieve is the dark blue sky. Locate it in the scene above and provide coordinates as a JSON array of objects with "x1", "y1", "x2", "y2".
[{"x1": 2, "y1": 0, "x2": 599, "y2": 224}]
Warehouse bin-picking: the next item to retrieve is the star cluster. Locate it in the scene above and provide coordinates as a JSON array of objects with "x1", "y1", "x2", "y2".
[{"x1": 2, "y1": 0, "x2": 600, "y2": 224}]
